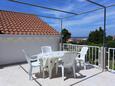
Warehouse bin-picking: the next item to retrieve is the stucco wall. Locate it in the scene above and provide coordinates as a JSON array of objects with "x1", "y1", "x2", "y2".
[{"x1": 0, "y1": 35, "x2": 60, "y2": 65}]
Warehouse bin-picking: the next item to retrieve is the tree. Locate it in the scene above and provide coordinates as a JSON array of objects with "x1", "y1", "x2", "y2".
[
  {"x1": 61, "y1": 28, "x2": 71, "y2": 43},
  {"x1": 106, "y1": 35, "x2": 114, "y2": 47},
  {"x1": 106, "y1": 35, "x2": 113, "y2": 41},
  {"x1": 87, "y1": 27, "x2": 104, "y2": 44}
]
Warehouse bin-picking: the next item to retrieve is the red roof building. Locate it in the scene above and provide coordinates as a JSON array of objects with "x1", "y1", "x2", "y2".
[{"x1": 0, "y1": 10, "x2": 59, "y2": 35}]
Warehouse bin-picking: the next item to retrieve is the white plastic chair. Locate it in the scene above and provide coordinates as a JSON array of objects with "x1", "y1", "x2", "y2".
[
  {"x1": 76, "y1": 46, "x2": 88, "y2": 70},
  {"x1": 22, "y1": 49, "x2": 42, "y2": 80},
  {"x1": 41, "y1": 46, "x2": 54, "y2": 78},
  {"x1": 41, "y1": 46, "x2": 52, "y2": 53},
  {"x1": 57, "y1": 52, "x2": 76, "y2": 80}
]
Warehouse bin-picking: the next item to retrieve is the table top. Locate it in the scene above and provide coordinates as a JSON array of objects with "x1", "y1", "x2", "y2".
[
  {"x1": 32, "y1": 51, "x2": 77, "y2": 59},
  {"x1": 36, "y1": 51, "x2": 68, "y2": 59}
]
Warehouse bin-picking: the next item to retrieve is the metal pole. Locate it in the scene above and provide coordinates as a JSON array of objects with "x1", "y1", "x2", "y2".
[
  {"x1": 60, "y1": 19, "x2": 63, "y2": 50},
  {"x1": 9, "y1": 0, "x2": 79, "y2": 16},
  {"x1": 103, "y1": 8, "x2": 106, "y2": 47},
  {"x1": 103, "y1": 7, "x2": 107, "y2": 70},
  {"x1": 86, "y1": 0, "x2": 107, "y2": 71}
]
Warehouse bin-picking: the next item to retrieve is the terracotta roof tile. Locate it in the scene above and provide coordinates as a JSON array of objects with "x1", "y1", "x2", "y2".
[{"x1": 0, "y1": 10, "x2": 59, "y2": 35}]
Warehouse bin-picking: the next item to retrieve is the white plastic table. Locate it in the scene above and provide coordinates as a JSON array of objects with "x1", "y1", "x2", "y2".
[{"x1": 34, "y1": 51, "x2": 68, "y2": 78}]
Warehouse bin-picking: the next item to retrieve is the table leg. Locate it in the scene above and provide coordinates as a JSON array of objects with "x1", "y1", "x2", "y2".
[{"x1": 48, "y1": 59, "x2": 52, "y2": 79}]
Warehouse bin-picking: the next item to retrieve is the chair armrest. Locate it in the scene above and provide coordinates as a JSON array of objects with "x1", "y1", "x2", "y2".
[
  {"x1": 30, "y1": 55, "x2": 38, "y2": 63},
  {"x1": 31, "y1": 55, "x2": 38, "y2": 59},
  {"x1": 57, "y1": 59, "x2": 64, "y2": 65},
  {"x1": 30, "y1": 59, "x2": 37, "y2": 63},
  {"x1": 76, "y1": 52, "x2": 81, "y2": 58},
  {"x1": 77, "y1": 51, "x2": 81, "y2": 54},
  {"x1": 58, "y1": 58, "x2": 62, "y2": 61}
]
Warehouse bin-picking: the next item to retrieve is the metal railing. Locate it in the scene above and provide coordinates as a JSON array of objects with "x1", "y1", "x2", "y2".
[
  {"x1": 108, "y1": 48, "x2": 115, "y2": 72},
  {"x1": 60, "y1": 43, "x2": 101, "y2": 67}
]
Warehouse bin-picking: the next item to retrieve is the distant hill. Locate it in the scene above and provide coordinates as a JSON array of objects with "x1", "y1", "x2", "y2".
[
  {"x1": 71, "y1": 37, "x2": 88, "y2": 40},
  {"x1": 71, "y1": 37, "x2": 88, "y2": 39}
]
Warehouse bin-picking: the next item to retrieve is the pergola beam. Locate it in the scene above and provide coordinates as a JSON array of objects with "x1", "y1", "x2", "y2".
[
  {"x1": 9, "y1": 0, "x2": 79, "y2": 16},
  {"x1": 61, "y1": 4, "x2": 115, "y2": 19},
  {"x1": 63, "y1": 7, "x2": 103, "y2": 19},
  {"x1": 0, "y1": 10, "x2": 61, "y2": 20},
  {"x1": 86, "y1": 0, "x2": 106, "y2": 8},
  {"x1": 8, "y1": 0, "x2": 115, "y2": 19}
]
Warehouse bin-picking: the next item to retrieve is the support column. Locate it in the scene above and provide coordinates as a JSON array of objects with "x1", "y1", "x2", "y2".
[{"x1": 99, "y1": 47, "x2": 106, "y2": 71}]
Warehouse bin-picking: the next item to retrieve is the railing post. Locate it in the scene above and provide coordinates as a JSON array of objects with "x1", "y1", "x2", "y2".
[
  {"x1": 59, "y1": 43, "x2": 63, "y2": 51},
  {"x1": 99, "y1": 47, "x2": 106, "y2": 71}
]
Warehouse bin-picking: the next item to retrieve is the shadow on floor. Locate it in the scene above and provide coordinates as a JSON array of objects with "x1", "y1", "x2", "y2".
[
  {"x1": 20, "y1": 63, "x2": 102, "y2": 86},
  {"x1": 19, "y1": 65, "x2": 43, "y2": 86},
  {"x1": 70, "y1": 71, "x2": 103, "y2": 86},
  {"x1": 0, "y1": 62, "x2": 27, "y2": 69},
  {"x1": 34, "y1": 66, "x2": 86, "y2": 80},
  {"x1": 21, "y1": 63, "x2": 95, "y2": 80},
  {"x1": 76, "y1": 63, "x2": 95, "y2": 70}
]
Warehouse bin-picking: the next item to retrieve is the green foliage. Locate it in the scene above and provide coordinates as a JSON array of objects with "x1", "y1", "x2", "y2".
[
  {"x1": 109, "y1": 60, "x2": 115, "y2": 70},
  {"x1": 107, "y1": 40, "x2": 115, "y2": 48},
  {"x1": 106, "y1": 36, "x2": 115, "y2": 48},
  {"x1": 87, "y1": 27, "x2": 104, "y2": 44},
  {"x1": 87, "y1": 42, "x2": 102, "y2": 46},
  {"x1": 78, "y1": 40, "x2": 88, "y2": 45},
  {"x1": 61, "y1": 28, "x2": 71, "y2": 43},
  {"x1": 106, "y1": 35, "x2": 113, "y2": 41},
  {"x1": 87, "y1": 27, "x2": 115, "y2": 48},
  {"x1": 70, "y1": 40, "x2": 87, "y2": 45}
]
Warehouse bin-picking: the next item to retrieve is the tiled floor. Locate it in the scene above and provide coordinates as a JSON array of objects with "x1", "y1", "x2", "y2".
[{"x1": 0, "y1": 64, "x2": 115, "y2": 86}]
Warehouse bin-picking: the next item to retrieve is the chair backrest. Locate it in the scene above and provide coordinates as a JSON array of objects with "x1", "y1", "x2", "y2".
[
  {"x1": 22, "y1": 49, "x2": 30, "y2": 64},
  {"x1": 62, "y1": 52, "x2": 76, "y2": 68},
  {"x1": 79, "y1": 46, "x2": 88, "y2": 59},
  {"x1": 41, "y1": 46, "x2": 52, "y2": 53}
]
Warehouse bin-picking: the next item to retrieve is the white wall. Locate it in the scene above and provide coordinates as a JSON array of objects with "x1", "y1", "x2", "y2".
[{"x1": 0, "y1": 35, "x2": 60, "y2": 65}]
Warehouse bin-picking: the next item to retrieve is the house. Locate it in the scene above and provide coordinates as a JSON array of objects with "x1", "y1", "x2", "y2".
[
  {"x1": 0, "y1": 10, "x2": 60, "y2": 65},
  {"x1": 67, "y1": 37, "x2": 87, "y2": 43},
  {"x1": 113, "y1": 36, "x2": 115, "y2": 40}
]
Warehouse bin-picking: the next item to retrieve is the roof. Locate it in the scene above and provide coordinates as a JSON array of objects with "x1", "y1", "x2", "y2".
[{"x1": 0, "y1": 10, "x2": 59, "y2": 35}]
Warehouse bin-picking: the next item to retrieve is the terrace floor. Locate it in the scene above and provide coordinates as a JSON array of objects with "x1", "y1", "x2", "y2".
[{"x1": 0, "y1": 63, "x2": 115, "y2": 86}]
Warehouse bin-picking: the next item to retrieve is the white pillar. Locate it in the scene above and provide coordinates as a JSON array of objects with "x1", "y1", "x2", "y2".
[{"x1": 99, "y1": 47, "x2": 106, "y2": 71}]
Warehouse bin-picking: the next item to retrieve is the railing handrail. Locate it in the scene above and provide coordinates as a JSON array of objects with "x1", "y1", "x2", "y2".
[
  {"x1": 61, "y1": 43, "x2": 101, "y2": 68},
  {"x1": 61, "y1": 43, "x2": 115, "y2": 71},
  {"x1": 108, "y1": 48, "x2": 115, "y2": 50},
  {"x1": 63, "y1": 43, "x2": 100, "y2": 48}
]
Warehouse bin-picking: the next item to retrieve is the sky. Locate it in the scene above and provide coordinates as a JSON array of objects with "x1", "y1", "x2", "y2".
[{"x1": 0, "y1": 0, "x2": 115, "y2": 37}]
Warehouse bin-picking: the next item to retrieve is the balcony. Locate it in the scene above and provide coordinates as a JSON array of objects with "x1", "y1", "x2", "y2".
[
  {"x1": 0, "y1": 0, "x2": 115, "y2": 86},
  {"x1": 0, "y1": 44, "x2": 115, "y2": 86}
]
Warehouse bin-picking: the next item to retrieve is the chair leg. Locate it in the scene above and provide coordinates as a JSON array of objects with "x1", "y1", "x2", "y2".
[
  {"x1": 40, "y1": 66, "x2": 42, "y2": 73},
  {"x1": 48, "y1": 62, "x2": 53, "y2": 79},
  {"x1": 73, "y1": 63, "x2": 76, "y2": 78},
  {"x1": 56, "y1": 62, "x2": 58, "y2": 74},
  {"x1": 61, "y1": 65, "x2": 64, "y2": 80},
  {"x1": 42, "y1": 68, "x2": 45, "y2": 78},
  {"x1": 79, "y1": 60, "x2": 81, "y2": 67},
  {"x1": 29, "y1": 66, "x2": 32, "y2": 80},
  {"x1": 49, "y1": 68, "x2": 52, "y2": 79},
  {"x1": 48, "y1": 59, "x2": 52, "y2": 79},
  {"x1": 83, "y1": 61, "x2": 86, "y2": 70}
]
